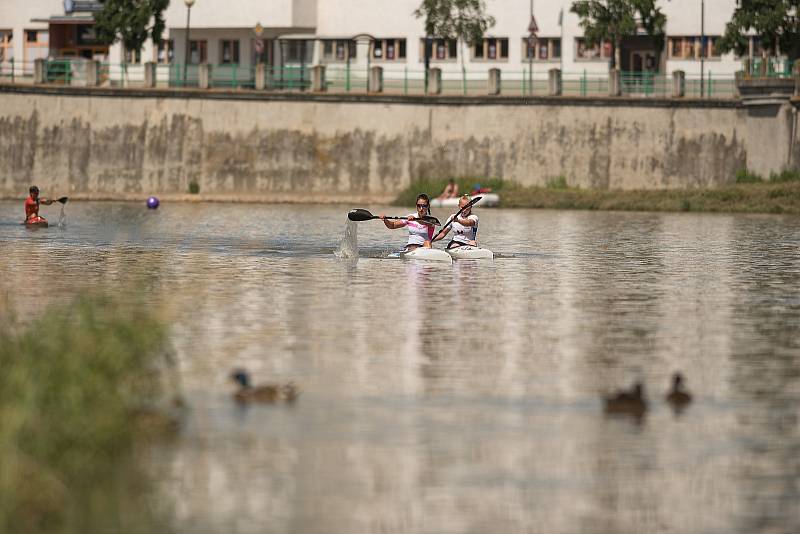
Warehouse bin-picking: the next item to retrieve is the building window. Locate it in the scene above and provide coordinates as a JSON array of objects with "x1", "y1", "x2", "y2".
[
  {"x1": 155, "y1": 39, "x2": 173, "y2": 64},
  {"x1": 124, "y1": 47, "x2": 141, "y2": 64},
  {"x1": 668, "y1": 36, "x2": 722, "y2": 60},
  {"x1": 575, "y1": 38, "x2": 611, "y2": 60},
  {"x1": 322, "y1": 39, "x2": 356, "y2": 61},
  {"x1": 189, "y1": 40, "x2": 207, "y2": 64},
  {"x1": 23, "y1": 29, "x2": 49, "y2": 70},
  {"x1": 0, "y1": 30, "x2": 13, "y2": 63},
  {"x1": 220, "y1": 40, "x2": 240, "y2": 64},
  {"x1": 707, "y1": 36, "x2": 720, "y2": 58},
  {"x1": 372, "y1": 38, "x2": 406, "y2": 61},
  {"x1": 420, "y1": 38, "x2": 457, "y2": 61},
  {"x1": 473, "y1": 38, "x2": 508, "y2": 60},
  {"x1": 523, "y1": 37, "x2": 561, "y2": 60},
  {"x1": 283, "y1": 40, "x2": 313, "y2": 63}
]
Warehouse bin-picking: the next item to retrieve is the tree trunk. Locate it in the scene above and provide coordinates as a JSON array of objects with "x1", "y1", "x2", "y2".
[{"x1": 614, "y1": 37, "x2": 621, "y2": 71}]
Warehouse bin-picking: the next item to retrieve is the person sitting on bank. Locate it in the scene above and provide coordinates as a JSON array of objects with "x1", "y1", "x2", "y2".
[
  {"x1": 433, "y1": 195, "x2": 479, "y2": 249},
  {"x1": 24, "y1": 186, "x2": 55, "y2": 224},
  {"x1": 438, "y1": 179, "x2": 459, "y2": 200},
  {"x1": 380, "y1": 193, "x2": 435, "y2": 251}
]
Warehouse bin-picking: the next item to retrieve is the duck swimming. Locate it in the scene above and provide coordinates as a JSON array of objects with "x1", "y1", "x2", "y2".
[
  {"x1": 230, "y1": 369, "x2": 299, "y2": 404},
  {"x1": 603, "y1": 382, "x2": 648, "y2": 417},
  {"x1": 665, "y1": 373, "x2": 692, "y2": 412}
]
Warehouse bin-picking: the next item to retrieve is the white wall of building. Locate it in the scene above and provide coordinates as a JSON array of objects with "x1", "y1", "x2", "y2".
[
  {"x1": 162, "y1": 0, "x2": 297, "y2": 29},
  {"x1": 0, "y1": 0, "x2": 53, "y2": 70},
  {"x1": 0, "y1": 0, "x2": 761, "y2": 79}
]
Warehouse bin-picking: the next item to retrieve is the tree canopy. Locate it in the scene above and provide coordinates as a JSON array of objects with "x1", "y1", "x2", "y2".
[
  {"x1": 413, "y1": 0, "x2": 496, "y2": 46},
  {"x1": 94, "y1": 0, "x2": 171, "y2": 54},
  {"x1": 717, "y1": 0, "x2": 800, "y2": 62},
  {"x1": 570, "y1": 0, "x2": 666, "y2": 69}
]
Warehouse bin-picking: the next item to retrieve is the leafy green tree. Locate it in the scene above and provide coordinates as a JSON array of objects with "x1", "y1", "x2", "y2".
[
  {"x1": 718, "y1": 0, "x2": 800, "y2": 63},
  {"x1": 570, "y1": 0, "x2": 666, "y2": 70},
  {"x1": 414, "y1": 0, "x2": 496, "y2": 70},
  {"x1": 94, "y1": 0, "x2": 170, "y2": 57}
]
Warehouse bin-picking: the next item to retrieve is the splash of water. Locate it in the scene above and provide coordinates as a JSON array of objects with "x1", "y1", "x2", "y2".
[
  {"x1": 334, "y1": 219, "x2": 359, "y2": 261},
  {"x1": 57, "y1": 203, "x2": 67, "y2": 228}
]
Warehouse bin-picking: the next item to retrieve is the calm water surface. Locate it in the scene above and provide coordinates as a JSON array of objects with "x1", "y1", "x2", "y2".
[{"x1": 2, "y1": 200, "x2": 800, "y2": 533}]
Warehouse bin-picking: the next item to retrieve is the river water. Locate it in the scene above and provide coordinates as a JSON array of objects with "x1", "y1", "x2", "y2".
[{"x1": 2, "y1": 200, "x2": 800, "y2": 533}]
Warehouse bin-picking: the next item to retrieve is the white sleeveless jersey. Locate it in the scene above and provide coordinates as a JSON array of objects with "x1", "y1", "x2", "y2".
[
  {"x1": 447, "y1": 213, "x2": 479, "y2": 244},
  {"x1": 402, "y1": 214, "x2": 435, "y2": 246}
]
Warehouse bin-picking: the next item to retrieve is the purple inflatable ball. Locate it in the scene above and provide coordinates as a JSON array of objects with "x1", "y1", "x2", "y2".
[{"x1": 147, "y1": 196, "x2": 160, "y2": 209}]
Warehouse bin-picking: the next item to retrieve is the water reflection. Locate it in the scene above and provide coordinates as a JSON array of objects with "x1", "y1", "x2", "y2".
[{"x1": 2, "y1": 201, "x2": 800, "y2": 532}]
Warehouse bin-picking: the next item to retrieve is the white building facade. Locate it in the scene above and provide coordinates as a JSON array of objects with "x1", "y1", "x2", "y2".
[{"x1": 0, "y1": 0, "x2": 776, "y2": 82}]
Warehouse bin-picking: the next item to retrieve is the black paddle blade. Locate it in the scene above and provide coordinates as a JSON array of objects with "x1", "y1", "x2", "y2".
[
  {"x1": 56, "y1": 196, "x2": 68, "y2": 204},
  {"x1": 417, "y1": 215, "x2": 441, "y2": 226},
  {"x1": 347, "y1": 208, "x2": 376, "y2": 222}
]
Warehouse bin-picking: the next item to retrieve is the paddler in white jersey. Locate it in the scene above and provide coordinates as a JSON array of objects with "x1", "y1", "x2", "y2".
[
  {"x1": 380, "y1": 193, "x2": 435, "y2": 250},
  {"x1": 432, "y1": 195, "x2": 479, "y2": 249}
]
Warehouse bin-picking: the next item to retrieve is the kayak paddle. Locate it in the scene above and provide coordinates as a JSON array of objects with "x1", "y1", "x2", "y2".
[
  {"x1": 348, "y1": 208, "x2": 440, "y2": 226},
  {"x1": 56, "y1": 197, "x2": 68, "y2": 204},
  {"x1": 432, "y1": 196, "x2": 482, "y2": 242}
]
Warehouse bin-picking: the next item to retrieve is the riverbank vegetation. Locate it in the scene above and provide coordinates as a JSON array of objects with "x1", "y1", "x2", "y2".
[
  {"x1": 0, "y1": 294, "x2": 179, "y2": 533},
  {"x1": 395, "y1": 171, "x2": 800, "y2": 214}
]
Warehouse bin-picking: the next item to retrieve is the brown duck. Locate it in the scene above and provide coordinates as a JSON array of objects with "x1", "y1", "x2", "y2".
[
  {"x1": 665, "y1": 373, "x2": 692, "y2": 411},
  {"x1": 604, "y1": 382, "x2": 648, "y2": 417},
  {"x1": 230, "y1": 369, "x2": 299, "y2": 404}
]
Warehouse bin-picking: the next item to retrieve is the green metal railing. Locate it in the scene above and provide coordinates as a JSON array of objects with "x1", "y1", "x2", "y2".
[
  {"x1": 6, "y1": 58, "x2": 756, "y2": 100},
  {"x1": 499, "y1": 69, "x2": 548, "y2": 96},
  {"x1": 441, "y1": 67, "x2": 484, "y2": 96},
  {"x1": 45, "y1": 59, "x2": 74, "y2": 84},
  {"x1": 326, "y1": 64, "x2": 368, "y2": 92},
  {"x1": 743, "y1": 57, "x2": 794, "y2": 78},
  {"x1": 620, "y1": 71, "x2": 670, "y2": 97},
  {"x1": 382, "y1": 68, "x2": 425, "y2": 95},
  {"x1": 685, "y1": 72, "x2": 737, "y2": 98},
  {"x1": 0, "y1": 59, "x2": 28, "y2": 82},
  {"x1": 562, "y1": 71, "x2": 609, "y2": 96},
  {"x1": 212, "y1": 64, "x2": 256, "y2": 89},
  {"x1": 267, "y1": 65, "x2": 311, "y2": 90}
]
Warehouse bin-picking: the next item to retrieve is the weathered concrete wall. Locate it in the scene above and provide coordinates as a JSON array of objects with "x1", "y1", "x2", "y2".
[{"x1": 0, "y1": 85, "x2": 791, "y2": 200}]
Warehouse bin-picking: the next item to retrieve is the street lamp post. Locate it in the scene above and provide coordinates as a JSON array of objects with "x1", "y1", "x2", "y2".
[
  {"x1": 529, "y1": 0, "x2": 533, "y2": 94},
  {"x1": 528, "y1": 1, "x2": 538, "y2": 96},
  {"x1": 424, "y1": 35, "x2": 432, "y2": 94},
  {"x1": 183, "y1": 0, "x2": 195, "y2": 85},
  {"x1": 700, "y1": 0, "x2": 705, "y2": 97}
]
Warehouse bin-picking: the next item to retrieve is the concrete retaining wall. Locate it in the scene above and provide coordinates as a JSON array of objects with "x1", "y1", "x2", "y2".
[{"x1": 0, "y1": 85, "x2": 796, "y2": 201}]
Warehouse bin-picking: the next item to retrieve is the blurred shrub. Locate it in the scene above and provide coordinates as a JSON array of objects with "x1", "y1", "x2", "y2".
[
  {"x1": 769, "y1": 170, "x2": 800, "y2": 183},
  {"x1": 546, "y1": 175, "x2": 568, "y2": 189},
  {"x1": 735, "y1": 169, "x2": 762, "y2": 183},
  {"x1": 0, "y1": 294, "x2": 176, "y2": 533}
]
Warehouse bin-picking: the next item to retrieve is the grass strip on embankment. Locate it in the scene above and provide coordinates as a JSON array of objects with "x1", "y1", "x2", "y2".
[
  {"x1": 0, "y1": 293, "x2": 180, "y2": 533},
  {"x1": 394, "y1": 173, "x2": 800, "y2": 215}
]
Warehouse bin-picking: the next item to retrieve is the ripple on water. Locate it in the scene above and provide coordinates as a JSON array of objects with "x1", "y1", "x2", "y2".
[{"x1": 3, "y1": 201, "x2": 800, "y2": 532}]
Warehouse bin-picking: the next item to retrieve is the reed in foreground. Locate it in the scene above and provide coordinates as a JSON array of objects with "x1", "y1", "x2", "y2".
[{"x1": 0, "y1": 294, "x2": 178, "y2": 533}]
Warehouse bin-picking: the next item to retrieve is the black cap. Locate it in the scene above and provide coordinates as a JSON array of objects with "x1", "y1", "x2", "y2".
[{"x1": 30, "y1": 186, "x2": 39, "y2": 194}]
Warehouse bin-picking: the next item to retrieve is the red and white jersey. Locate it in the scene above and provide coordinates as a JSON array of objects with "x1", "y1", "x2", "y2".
[{"x1": 400, "y1": 214, "x2": 435, "y2": 246}]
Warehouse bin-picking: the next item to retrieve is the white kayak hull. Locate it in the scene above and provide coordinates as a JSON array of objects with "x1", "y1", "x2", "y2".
[
  {"x1": 399, "y1": 248, "x2": 452, "y2": 263},
  {"x1": 446, "y1": 246, "x2": 494, "y2": 260},
  {"x1": 430, "y1": 193, "x2": 499, "y2": 208}
]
